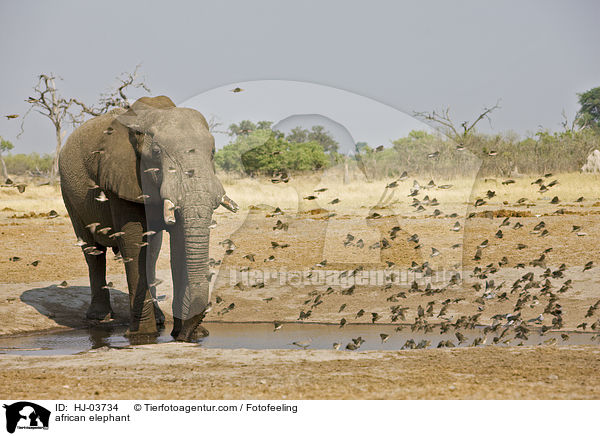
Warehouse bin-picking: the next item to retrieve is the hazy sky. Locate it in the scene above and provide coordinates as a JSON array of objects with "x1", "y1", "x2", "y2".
[{"x1": 1, "y1": 0, "x2": 599, "y2": 153}]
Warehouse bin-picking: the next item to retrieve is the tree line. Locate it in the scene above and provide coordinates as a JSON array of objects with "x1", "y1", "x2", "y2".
[{"x1": 2, "y1": 80, "x2": 600, "y2": 180}]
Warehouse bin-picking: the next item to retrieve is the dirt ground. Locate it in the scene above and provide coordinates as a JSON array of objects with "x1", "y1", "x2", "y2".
[
  {"x1": 1, "y1": 175, "x2": 600, "y2": 399},
  {"x1": 1, "y1": 345, "x2": 599, "y2": 399}
]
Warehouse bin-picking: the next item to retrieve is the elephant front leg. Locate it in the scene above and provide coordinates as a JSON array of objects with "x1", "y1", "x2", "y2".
[
  {"x1": 109, "y1": 197, "x2": 159, "y2": 339},
  {"x1": 84, "y1": 246, "x2": 114, "y2": 321},
  {"x1": 146, "y1": 230, "x2": 165, "y2": 327}
]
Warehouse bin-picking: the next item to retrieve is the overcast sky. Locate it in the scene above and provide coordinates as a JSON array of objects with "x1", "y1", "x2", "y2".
[{"x1": 1, "y1": 0, "x2": 599, "y2": 153}]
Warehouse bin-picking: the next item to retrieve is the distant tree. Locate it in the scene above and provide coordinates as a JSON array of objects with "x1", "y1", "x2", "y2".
[
  {"x1": 354, "y1": 141, "x2": 369, "y2": 153},
  {"x1": 285, "y1": 125, "x2": 338, "y2": 153},
  {"x1": 286, "y1": 126, "x2": 309, "y2": 143},
  {"x1": 241, "y1": 135, "x2": 329, "y2": 174},
  {"x1": 256, "y1": 121, "x2": 273, "y2": 130},
  {"x1": 0, "y1": 136, "x2": 14, "y2": 181},
  {"x1": 307, "y1": 125, "x2": 339, "y2": 153},
  {"x1": 228, "y1": 120, "x2": 258, "y2": 137},
  {"x1": 576, "y1": 86, "x2": 600, "y2": 131},
  {"x1": 215, "y1": 129, "x2": 273, "y2": 173}
]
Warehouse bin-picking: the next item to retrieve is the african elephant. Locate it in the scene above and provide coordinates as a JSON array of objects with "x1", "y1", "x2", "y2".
[{"x1": 59, "y1": 95, "x2": 238, "y2": 341}]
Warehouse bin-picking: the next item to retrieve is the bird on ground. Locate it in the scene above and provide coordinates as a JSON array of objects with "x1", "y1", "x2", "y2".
[
  {"x1": 292, "y1": 339, "x2": 312, "y2": 349},
  {"x1": 230, "y1": 87, "x2": 244, "y2": 93},
  {"x1": 273, "y1": 220, "x2": 289, "y2": 231}
]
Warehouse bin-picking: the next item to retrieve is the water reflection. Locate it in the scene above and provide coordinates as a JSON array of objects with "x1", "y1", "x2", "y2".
[{"x1": 0, "y1": 322, "x2": 598, "y2": 356}]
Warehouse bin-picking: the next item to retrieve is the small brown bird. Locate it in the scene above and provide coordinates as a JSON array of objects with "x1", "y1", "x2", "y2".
[
  {"x1": 5, "y1": 114, "x2": 19, "y2": 119},
  {"x1": 230, "y1": 87, "x2": 244, "y2": 93}
]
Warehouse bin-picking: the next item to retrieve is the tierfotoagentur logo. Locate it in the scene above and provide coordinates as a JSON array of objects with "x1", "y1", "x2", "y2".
[{"x1": 3, "y1": 402, "x2": 50, "y2": 433}]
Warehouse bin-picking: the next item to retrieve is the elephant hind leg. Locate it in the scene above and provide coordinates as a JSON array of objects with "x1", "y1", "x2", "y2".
[{"x1": 84, "y1": 246, "x2": 114, "y2": 321}]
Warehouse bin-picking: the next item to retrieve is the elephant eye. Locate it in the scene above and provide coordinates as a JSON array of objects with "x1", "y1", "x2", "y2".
[{"x1": 152, "y1": 147, "x2": 161, "y2": 158}]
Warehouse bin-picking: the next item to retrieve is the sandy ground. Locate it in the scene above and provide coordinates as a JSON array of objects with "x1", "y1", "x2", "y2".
[
  {"x1": 1, "y1": 345, "x2": 599, "y2": 399},
  {"x1": 1, "y1": 174, "x2": 600, "y2": 399}
]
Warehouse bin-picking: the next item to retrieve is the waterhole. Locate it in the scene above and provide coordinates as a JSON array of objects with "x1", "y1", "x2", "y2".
[{"x1": 0, "y1": 322, "x2": 597, "y2": 356}]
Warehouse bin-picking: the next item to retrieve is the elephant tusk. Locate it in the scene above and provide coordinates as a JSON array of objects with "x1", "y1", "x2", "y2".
[
  {"x1": 220, "y1": 195, "x2": 239, "y2": 213},
  {"x1": 163, "y1": 199, "x2": 177, "y2": 225}
]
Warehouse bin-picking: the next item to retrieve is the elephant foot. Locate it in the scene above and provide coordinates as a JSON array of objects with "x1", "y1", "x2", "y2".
[
  {"x1": 171, "y1": 315, "x2": 209, "y2": 342},
  {"x1": 86, "y1": 305, "x2": 115, "y2": 322},
  {"x1": 124, "y1": 329, "x2": 160, "y2": 345},
  {"x1": 125, "y1": 315, "x2": 159, "y2": 343},
  {"x1": 87, "y1": 291, "x2": 114, "y2": 321}
]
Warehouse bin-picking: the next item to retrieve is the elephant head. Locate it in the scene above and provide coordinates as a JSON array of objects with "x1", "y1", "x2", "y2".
[{"x1": 97, "y1": 96, "x2": 237, "y2": 339}]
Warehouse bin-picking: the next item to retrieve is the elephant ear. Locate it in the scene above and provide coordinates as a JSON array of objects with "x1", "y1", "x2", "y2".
[
  {"x1": 96, "y1": 96, "x2": 176, "y2": 203},
  {"x1": 95, "y1": 118, "x2": 145, "y2": 203}
]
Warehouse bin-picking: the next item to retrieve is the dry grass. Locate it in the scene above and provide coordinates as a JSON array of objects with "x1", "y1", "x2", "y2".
[
  {"x1": 0, "y1": 184, "x2": 66, "y2": 215},
  {"x1": 1, "y1": 172, "x2": 598, "y2": 217}
]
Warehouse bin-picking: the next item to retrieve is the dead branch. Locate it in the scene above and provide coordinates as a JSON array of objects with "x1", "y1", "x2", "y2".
[{"x1": 414, "y1": 100, "x2": 501, "y2": 146}]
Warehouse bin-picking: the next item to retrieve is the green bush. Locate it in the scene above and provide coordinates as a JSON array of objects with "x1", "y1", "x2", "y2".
[
  {"x1": 4, "y1": 153, "x2": 53, "y2": 175},
  {"x1": 216, "y1": 130, "x2": 331, "y2": 175},
  {"x1": 354, "y1": 129, "x2": 600, "y2": 179}
]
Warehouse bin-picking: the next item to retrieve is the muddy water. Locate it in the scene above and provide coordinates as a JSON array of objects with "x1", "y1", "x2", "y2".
[{"x1": 0, "y1": 322, "x2": 597, "y2": 356}]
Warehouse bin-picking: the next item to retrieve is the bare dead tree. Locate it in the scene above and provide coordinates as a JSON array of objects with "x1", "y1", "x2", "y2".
[
  {"x1": 560, "y1": 109, "x2": 583, "y2": 133},
  {"x1": 19, "y1": 66, "x2": 151, "y2": 182},
  {"x1": 19, "y1": 74, "x2": 73, "y2": 182},
  {"x1": 69, "y1": 64, "x2": 151, "y2": 124},
  {"x1": 413, "y1": 100, "x2": 501, "y2": 148},
  {"x1": 206, "y1": 114, "x2": 225, "y2": 134}
]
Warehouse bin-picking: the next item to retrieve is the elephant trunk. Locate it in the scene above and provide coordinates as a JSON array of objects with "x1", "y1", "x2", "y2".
[{"x1": 170, "y1": 199, "x2": 213, "y2": 341}]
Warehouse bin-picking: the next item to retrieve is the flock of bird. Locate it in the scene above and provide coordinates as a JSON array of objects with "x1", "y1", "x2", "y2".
[
  {"x1": 208, "y1": 170, "x2": 598, "y2": 351},
  {"x1": 6, "y1": 95, "x2": 598, "y2": 350}
]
